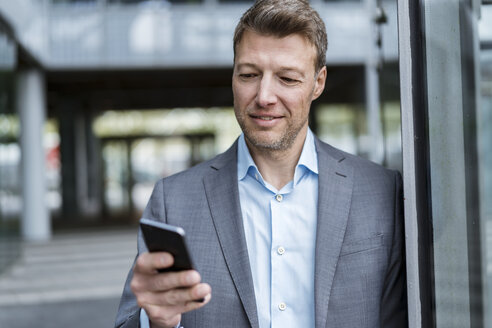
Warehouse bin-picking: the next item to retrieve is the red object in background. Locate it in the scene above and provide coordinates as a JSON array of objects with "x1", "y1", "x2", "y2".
[{"x1": 46, "y1": 144, "x2": 60, "y2": 170}]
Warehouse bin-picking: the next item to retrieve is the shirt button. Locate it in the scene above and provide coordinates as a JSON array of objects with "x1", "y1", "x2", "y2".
[
  {"x1": 275, "y1": 194, "x2": 283, "y2": 202},
  {"x1": 278, "y1": 302, "x2": 286, "y2": 311},
  {"x1": 277, "y1": 246, "x2": 285, "y2": 255},
  {"x1": 255, "y1": 173, "x2": 259, "y2": 180}
]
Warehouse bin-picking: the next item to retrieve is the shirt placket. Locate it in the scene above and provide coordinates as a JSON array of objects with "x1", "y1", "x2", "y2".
[{"x1": 270, "y1": 192, "x2": 290, "y2": 328}]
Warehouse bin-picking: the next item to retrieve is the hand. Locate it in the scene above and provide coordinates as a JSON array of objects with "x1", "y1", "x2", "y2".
[{"x1": 130, "y1": 252, "x2": 212, "y2": 328}]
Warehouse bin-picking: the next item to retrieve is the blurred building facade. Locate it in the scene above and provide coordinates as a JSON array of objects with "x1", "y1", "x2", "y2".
[
  {"x1": 0, "y1": 0, "x2": 403, "y2": 239},
  {"x1": 0, "y1": 0, "x2": 492, "y2": 327}
]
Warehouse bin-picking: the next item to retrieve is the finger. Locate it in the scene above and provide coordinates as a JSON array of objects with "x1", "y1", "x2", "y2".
[
  {"x1": 132, "y1": 269, "x2": 201, "y2": 296},
  {"x1": 183, "y1": 291, "x2": 212, "y2": 312},
  {"x1": 156, "y1": 290, "x2": 211, "y2": 316},
  {"x1": 140, "y1": 289, "x2": 211, "y2": 327},
  {"x1": 143, "y1": 283, "x2": 211, "y2": 306},
  {"x1": 148, "y1": 270, "x2": 201, "y2": 292},
  {"x1": 134, "y1": 252, "x2": 174, "y2": 274},
  {"x1": 143, "y1": 294, "x2": 211, "y2": 328},
  {"x1": 185, "y1": 283, "x2": 212, "y2": 304}
]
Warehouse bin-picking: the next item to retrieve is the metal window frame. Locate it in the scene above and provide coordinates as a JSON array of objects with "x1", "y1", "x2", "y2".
[
  {"x1": 397, "y1": 1, "x2": 435, "y2": 327},
  {"x1": 398, "y1": 1, "x2": 485, "y2": 327}
]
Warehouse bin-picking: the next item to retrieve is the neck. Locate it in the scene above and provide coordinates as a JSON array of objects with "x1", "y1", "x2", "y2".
[{"x1": 246, "y1": 128, "x2": 308, "y2": 190}]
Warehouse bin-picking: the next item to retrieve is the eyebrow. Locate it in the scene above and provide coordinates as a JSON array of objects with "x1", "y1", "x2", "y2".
[
  {"x1": 236, "y1": 63, "x2": 306, "y2": 78},
  {"x1": 235, "y1": 63, "x2": 258, "y2": 71}
]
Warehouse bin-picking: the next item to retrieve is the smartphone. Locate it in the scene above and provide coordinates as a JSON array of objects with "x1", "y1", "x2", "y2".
[{"x1": 139, "y1": 218, "x2": 195, "y2": 273}]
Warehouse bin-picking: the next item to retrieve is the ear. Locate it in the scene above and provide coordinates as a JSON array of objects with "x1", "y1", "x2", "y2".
[{"x1": 312, "y1": 66, "x2": 327, "y2": 100}]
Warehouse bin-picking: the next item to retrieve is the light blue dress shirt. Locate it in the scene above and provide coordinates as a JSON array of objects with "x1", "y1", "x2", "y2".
[
  {"x1": 141, "y1": 129, "x2": 318, "y2": 328},
  {"x1": 238, "y1": 130, "x2": 318, "y2": 328}
]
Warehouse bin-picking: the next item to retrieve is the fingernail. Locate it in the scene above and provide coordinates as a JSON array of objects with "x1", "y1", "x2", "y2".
[
  {"x1": 199, "y1": 284, "x2": 212, "y2": 298},
  {"x1": 197, "y1": 284, "x2": 207, "y2": 294},
  {"x1": 160, "y1": 254, "x2": 171, "y2": 265},
  {"x1": 187, "y1": 271, "x2": 199, "y2": 284}
]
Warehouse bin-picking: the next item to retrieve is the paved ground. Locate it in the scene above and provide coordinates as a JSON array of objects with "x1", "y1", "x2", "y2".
[
  {"x1": 0, "y1": 227, "x2": 138, "y2": 328},
  {"x1": 1, "y1": 221, "x2": 491, "y2": 327}
]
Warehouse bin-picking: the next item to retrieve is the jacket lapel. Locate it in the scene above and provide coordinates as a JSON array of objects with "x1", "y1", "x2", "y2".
[
  {"x1": 314, "y1": 139, "x2": 354, "y2": 328},
  {"x1": 203, "y1": 142, "x2": 259, "y2": 328}
]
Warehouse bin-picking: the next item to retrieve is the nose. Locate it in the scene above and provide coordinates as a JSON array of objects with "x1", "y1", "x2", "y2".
[{"x1": 255, "y1": 75, "x2": 277, "y2": 108}]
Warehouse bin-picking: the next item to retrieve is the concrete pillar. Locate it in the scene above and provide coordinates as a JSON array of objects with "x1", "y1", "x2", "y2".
[{"x1": 16, "y1": 69, "x2": 50, "y2": 241}]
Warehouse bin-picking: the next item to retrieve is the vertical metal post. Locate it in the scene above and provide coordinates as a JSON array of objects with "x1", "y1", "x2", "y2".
[
  {"x1": 397, "y1": 0, "x2": 424, "y2": 325},
  {"x1": 126, "y1": 139, "x2": 134, "y2": 217},
  {"x1": 364, "y1": 0, "x2": 384, "y2": 164},
  {"x1": 17, "y1": 69, "x2": 50, "y2": 241}
]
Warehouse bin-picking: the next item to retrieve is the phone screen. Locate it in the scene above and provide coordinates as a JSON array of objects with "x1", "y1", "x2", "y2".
[{"x1": 139, "y1": 218, "x2": 195, "y2": 272}]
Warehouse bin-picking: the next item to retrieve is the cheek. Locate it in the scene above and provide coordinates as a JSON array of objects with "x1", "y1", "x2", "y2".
[
  {"x1": 233, "y1": 93, "x2": 245, "y2": 111},
  {"x1": 233, "y1": 84, "x2": 256, "y2": 107},
  {"x1": 282, "y1": 91, "x2": 311, "y2": 112}
]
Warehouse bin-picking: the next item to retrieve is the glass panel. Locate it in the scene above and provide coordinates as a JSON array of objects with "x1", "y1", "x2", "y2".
[
  {"x1": 131, "y1": 137, "x2": 192, "y2": 212},
  {"x1": 316, "y1": 101, "x2": 401, "y2": 170},
  {"x1": 0, "y1": 26, "x2": 19, "y2": 274},
  {"x1": 218, "y1": 0, "x2": 253, "y2": 3},
  {"x1": 95, "y1": 108, "x2": 240, "y2": 221},
  {"x1": 398, "y1": 0, "x2": 492, "y2": 325},
  {"x1": 45, "y1": 120, "x2": 62, "y2": 217},
  {"x1": 381, "y1": 101, "x2": 402, "y2": 170},
  {"x1": 316, "y1": 104, "x2": 362, "y2": 155},
  {"x1": 52, "y1": 0, "x2": 97, "y2": 4},
  {"x1": 106, "y1": 0, "x2": 203, "y2": 4},
  {"x1": 480, "y1": 48, "x2": 492, "y2": 328},
  {"x1": 415, "y1": 0, "x2": 486, "y2": 326},
  {"x1": 53, "y1": 0, "x2": 204, "y2": 4},
  {"x1": 102, "y1": 140, "x2": 131, "y2": 216}
]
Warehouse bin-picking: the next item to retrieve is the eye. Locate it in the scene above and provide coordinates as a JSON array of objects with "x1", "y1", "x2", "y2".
[
  {"x1": 239, "y1": 73, "x2": 257, "y2": 80},
  {"x1": 280, "y1": 76, "x2": 300, "y2": 85}
]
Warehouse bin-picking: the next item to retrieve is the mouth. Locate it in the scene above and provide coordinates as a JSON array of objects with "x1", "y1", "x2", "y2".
[
  {"x1": 249, "y1": 113, "x2": 284, "y2": 120},
  {"x1": 251, "y1": 115, "x2": 277, "y2": 121},
  {"x1": 248, "y1": 113, "x2": 283, "y2": 128}
]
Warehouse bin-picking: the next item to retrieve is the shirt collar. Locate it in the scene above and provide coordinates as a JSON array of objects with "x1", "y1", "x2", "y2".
[
  {"x1": 237, "y1": 133, "x2": 258, "y2": 181},
  {"x1": 296, "y1": 128, "x2": 318, "y2": 175},
  {"x1": 237, "y1": 129, "x2": 318, "y2": 182}
]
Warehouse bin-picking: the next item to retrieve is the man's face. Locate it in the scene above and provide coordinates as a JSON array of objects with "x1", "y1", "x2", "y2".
[{"x1": 232, "y1": 30, "x2": 326, "y2": 152}]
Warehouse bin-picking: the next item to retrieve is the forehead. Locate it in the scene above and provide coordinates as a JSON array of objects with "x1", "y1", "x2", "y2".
[{"x1": 234, "y1": 30, "x2": 317, "y2": 71}]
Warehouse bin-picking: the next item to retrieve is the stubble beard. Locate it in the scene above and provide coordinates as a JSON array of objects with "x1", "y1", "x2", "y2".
[{"x1": 235, "y1": 111, "x2": 308, "y2": 152}]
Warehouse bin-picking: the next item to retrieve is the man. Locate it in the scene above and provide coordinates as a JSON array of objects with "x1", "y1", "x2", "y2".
[{"x1": 115, "y1": 0, "x2": 407, "y2": 327}]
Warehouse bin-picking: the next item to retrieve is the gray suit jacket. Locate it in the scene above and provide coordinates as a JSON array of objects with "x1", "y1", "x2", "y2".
[{"x1": 115, "y1": 138, "x2": 407, "y2": 328}]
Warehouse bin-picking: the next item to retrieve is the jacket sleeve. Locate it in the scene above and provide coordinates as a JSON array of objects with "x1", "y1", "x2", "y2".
[{"x1": 114, "y1": 180, "x2": 166, "y2": 328}]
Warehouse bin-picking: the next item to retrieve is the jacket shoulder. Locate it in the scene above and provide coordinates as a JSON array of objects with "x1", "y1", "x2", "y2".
[{"x1": 316, "y1": 138, "x2": 400, "y2": 181}]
